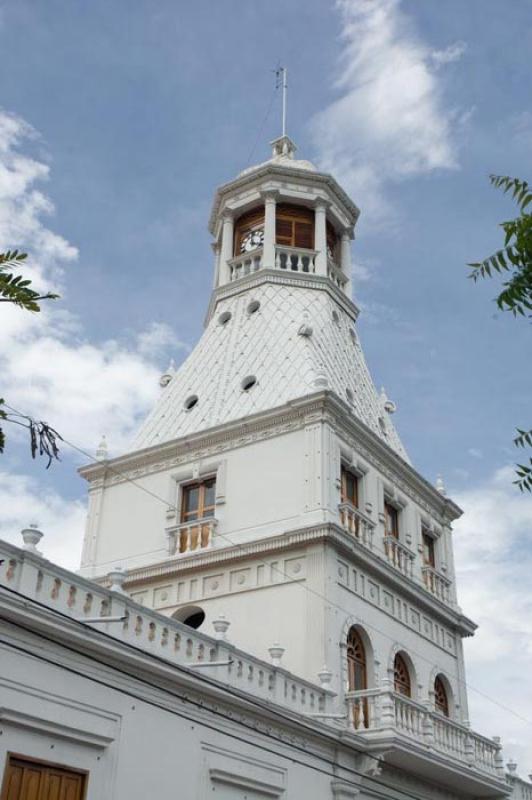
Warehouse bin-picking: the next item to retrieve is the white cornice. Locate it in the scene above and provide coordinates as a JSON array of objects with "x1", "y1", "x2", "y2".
[
  {"x1": 79, "y1": 391, "x2": 461, "y2": 523},
  {"x1": 204, "y1": 268, "x2": 360, "y2": 327},
  {"x1": 105, "y1": 522, "x2": 474, "y2": 637},
  {"x1": 209, "y1": 163, "x2": 360, "y2": 236}
]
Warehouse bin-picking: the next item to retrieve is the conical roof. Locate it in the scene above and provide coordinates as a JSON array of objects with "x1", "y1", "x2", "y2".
[{"x1": 133, "y1": 280, "x2": 409, "y2": 462}]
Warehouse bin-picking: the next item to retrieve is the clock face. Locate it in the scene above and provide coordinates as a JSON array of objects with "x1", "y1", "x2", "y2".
[{"x1": 240, "y1": 228, "x2": 264, "y2": 253}]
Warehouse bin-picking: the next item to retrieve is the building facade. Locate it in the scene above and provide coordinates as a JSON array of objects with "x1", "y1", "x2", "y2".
[{"x1": 1, "y1": 137, "x2": 529, "y2": 799}]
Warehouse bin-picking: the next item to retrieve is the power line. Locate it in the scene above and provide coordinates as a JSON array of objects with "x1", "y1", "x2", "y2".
[{"x1": 4, "y1": 401, "x2": 532, "y2": 731}]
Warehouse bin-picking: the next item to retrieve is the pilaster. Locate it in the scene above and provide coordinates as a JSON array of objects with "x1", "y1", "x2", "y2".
[{"x1": 314, "y1": 200, "x2": 328, "y2": 276}]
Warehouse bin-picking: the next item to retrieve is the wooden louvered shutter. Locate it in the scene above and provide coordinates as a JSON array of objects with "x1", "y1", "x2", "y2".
[
  {"x1": 294, "y1": 221, "x2": 313, "y2": 249},
  {"x1": 275, "y1": 217, "x2": 293, "y2": 246}
]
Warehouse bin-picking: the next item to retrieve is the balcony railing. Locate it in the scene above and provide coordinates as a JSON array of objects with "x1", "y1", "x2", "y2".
[
  {"x1": 422, "y1": 565, "x2": 452, "y2": 604},
  {"x1": 228, "y1": 248, "x2": 263, "y2": 281},
  {"x1": 327, "y1": 258, "x2": 348, "y2": 289},
  {"x1": 346, "y1": 688, "x2": 505, "y2": 780},
  {"x1": 166, "y1": 518, "x2": 217, "y2": 556},
  {"x1": 338, "y1": 503, "x2": 374, "y2": 550},
  {"x1": 383, "y1": 535, "x2": 415, "y2": 578},
  {"x1": 275, "y1": 245, "x2": 317, "y2": 273}
]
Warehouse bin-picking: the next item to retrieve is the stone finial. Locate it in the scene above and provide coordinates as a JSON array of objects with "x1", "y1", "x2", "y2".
[
  {"x1": 298, "y1": 323, "x2": 313, "y2": 337},
  {"x1": 159, "y1": 359, "x2": 176, "y2": 389},
  {"x1": 317, "y1": 665, "x2": 333, "y2": 688},
  {"x1": 21, "y1": 524, "x2": 43, "y2": 555},
  {"x1": 212, "y1": 614, "x2": 231, "y2": 641},
  {"x1": 268, "y1": 643, "x2": 285, "y2": 667},
  {"x1": 507, "y1": 760, "x2": 518, "y2": 774},
  {"x1": 380, "y1": 386, "x2": 396, "y2": 414},
  {"x1": 96, "y1": 435, "x2": 108, "y2": 461},
  {"x1": 270, "y1": 135, "x2": 296, "y2": 160},
  {"x1": 435, "y1": 474, "x2": 447, "y2": 495},
  {"x1": 108, "y1": 567, "x2": 128, "y2": 595}
]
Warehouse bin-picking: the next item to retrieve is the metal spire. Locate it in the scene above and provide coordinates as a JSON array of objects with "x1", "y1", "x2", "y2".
[{"x1": 275, "y1": 66, "x2": 288, "y2": 137}]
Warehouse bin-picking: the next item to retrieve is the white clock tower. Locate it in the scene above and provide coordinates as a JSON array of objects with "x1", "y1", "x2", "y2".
[{"x1": 79, "y1": 135, "x2": 475, "y2": 742}]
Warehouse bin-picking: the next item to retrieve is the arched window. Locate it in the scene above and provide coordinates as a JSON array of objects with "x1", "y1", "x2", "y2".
[
  {"x1": 434, "y1": 675, "x2": 449, "y2": 717},
  {"x1": 393, "y1": 653, "x2": 412, "y2": 697},
  {"x1": 173, "y1": 605, "x2": 205, "y2": 630},
  {"x1": 347, "y1": 628, "x2": 367, "y2": 691},
  {"x1": 347, "y1": 627, "x2": 368, "y2": 729}
]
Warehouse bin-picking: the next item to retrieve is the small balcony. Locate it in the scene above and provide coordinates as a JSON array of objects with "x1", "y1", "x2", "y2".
[
  {"x1": 228, "y1": 248, "x2": 263, "y2": 282},
  {"x1": 346, "y1": 687, "x2": 506, "y2": 796},
  {"x1": 383, "y1": 535, "x2": 415, "y2": 578},
  {"x1": 327, "y1": 258, "x2": 348, "y2": 289},
  {"x1": 422, "y1": 564, "x2": 452, "y2": 604},
  {"x1": 274, "y1": 245, "x2": 317, "y2": 273},
  {"x1": 166, "y1": 518, "x2": 217, "y2": 556},
  {"x1": 338, "y1": 503, "x2": 374, "y2": 550}
]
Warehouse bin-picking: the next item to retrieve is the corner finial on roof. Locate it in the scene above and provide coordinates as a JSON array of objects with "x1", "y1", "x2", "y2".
[
  {"x1": 435, "y1": 474, "x2": 446, "y2": 495},
  {"x1": 96, "y1": 435, "x2": 108, "y2": 461}
]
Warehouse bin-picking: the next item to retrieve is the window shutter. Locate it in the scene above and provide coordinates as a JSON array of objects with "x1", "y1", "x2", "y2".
[
  {"x1": 276, "y1": 218, "x2": 293, "y2": 245},
  {"x1": 294, "y1": 221, "x2": 313, "y2": 249}
]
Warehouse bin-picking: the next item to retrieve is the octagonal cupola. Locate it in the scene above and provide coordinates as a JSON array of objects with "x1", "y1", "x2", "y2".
[{"x1": 209, "y1": 136, "x2": 360, "y2": 298}]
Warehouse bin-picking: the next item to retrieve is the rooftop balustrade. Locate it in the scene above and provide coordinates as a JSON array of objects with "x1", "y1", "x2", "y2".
[{"x1": 0, "y1": 539, "x2": 331, "y2": 719}]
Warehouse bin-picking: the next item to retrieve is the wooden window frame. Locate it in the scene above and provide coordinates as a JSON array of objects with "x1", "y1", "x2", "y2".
[
  {"x1": 393, "y1": 653, "x2": 412, "y2": 698},
  {"x1": 434, "y1": 676, "x2": 450, "y2": 717},
  {"x1": 347, "y1": 627, "x2": 369, "y2": 729},
  {"x1": 275, "y1": 204, "x2": 315, "y2": 250},
  {"x1": 422, "y1": 529, "x2": 436, "y2": 568},
  {"x1": 180, "y1": 476, "x2": 216, "y2": 523},
  {"x1": 340, "y1": 466, "x2": 359, "y2": 509},
  {"x1": 1, "y1": 753, "x2": 88, "y2": 800},
  {"x1": 384, "y1": 500, "x2": 400, "y2": 539}
]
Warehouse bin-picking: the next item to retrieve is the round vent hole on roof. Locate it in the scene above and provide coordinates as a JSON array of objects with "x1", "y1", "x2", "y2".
[
  {"x1": 247, "y1": 300, "x2": 260, "y2": 315},
  {"x1": 346, "y1": 388, "x2": 354, "y2": 403},
  {"x1": 184, "y1": 394, "x2": 199, "y2": 411},
  {"x1": 218, "y1": 311, "x2": 232, "y2": 326},
  {"x1": 241, "y1": 375, "x2": 257, "y2": 392},
  {"x1": 332, "y1": 310, "x2": 340, "y2": 324}
]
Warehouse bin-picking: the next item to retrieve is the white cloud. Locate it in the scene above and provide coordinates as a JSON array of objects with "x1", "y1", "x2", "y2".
[
  {"x1": 0, "y1": 109, "x2": 188, "y2": 457},
  {"x1": 431, "y1": 41, "x2": 467, "y2": 67},
  {"x1": 0, "y1": 470, "x2": 86, "y2": 571},
  {"x1": 311, "y1": 0, "x2": 464, "y2": 227},
  {"x1": 453, "y1": 467, "x2": 532, "y2": 771}
]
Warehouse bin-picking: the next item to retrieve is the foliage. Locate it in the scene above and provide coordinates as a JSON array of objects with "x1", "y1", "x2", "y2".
[
  {"x1": 0, "y1": 250, "x2": 59, "y2": 311},
  {"x1": 469, "y1": 176, "x2": 532, "y2": 316},
  {"x1": 469, "y1": 176, "x2": 532, "y2": 491},
  {"x1": 1, "y1": 250, "x2": 62, "y2": 466}
]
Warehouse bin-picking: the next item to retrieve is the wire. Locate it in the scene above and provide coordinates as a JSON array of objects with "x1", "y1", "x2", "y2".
[
  {"x1": 244, "y1": 71, "x2": 279, "y2": 167},
  {"x1": 4, "y1": 401, "x2": 532, "y2": 731},
  {"x1": 0, "y1": 606, "x2": 488, "y2": 800}
]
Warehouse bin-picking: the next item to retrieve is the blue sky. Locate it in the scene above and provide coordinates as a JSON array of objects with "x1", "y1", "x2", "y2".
[{"x1": 1, "y1": 0, "x2": 532, "y2": 771}]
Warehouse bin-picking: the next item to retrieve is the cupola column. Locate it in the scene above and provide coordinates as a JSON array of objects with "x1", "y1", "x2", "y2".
[
  {"x1": 262, "y1": 191, "x2": 277, "y2": 270},
  {"x1": 211, "y1": 241, "x2": 221, "y2": 288},
  {"x1": 314, "y1": 200, "x2": 328, "y2": 276},
  {"x1": 340, "y1": 230, "x2": 353, "y2": 297},
  {"x1": 220, "y1": 212, "x2": 234, "y2": 285}
]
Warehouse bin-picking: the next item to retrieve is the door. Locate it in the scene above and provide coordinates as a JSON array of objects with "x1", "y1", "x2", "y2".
[{"x1": 1, "y1": 756, "x2": 86, "y2": 800}]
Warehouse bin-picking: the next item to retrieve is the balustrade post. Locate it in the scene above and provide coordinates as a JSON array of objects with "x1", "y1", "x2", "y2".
[
  {"x1": 262, "y1": 191, "x2": 277, "y2": 269},
  {"x1": 464, "y1": 733, "x2": 475, "y2": 766},
  {"x1": 423, "y1": 703, "x2": 435, "y2": 748},
  {"x1": 379, "y1": 679, "x2": 396, "y2": 730},
  {"x1": 314, "y1": 201, "x2": 328, "y2": 276},
  {"x1": 220, "y1": 213, "x2": 234, "y2": 284}
]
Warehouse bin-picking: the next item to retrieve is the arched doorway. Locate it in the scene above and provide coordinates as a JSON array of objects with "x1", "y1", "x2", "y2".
[{"x1": 347, "y1": 627, "x2": 368, "y2": 728}]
